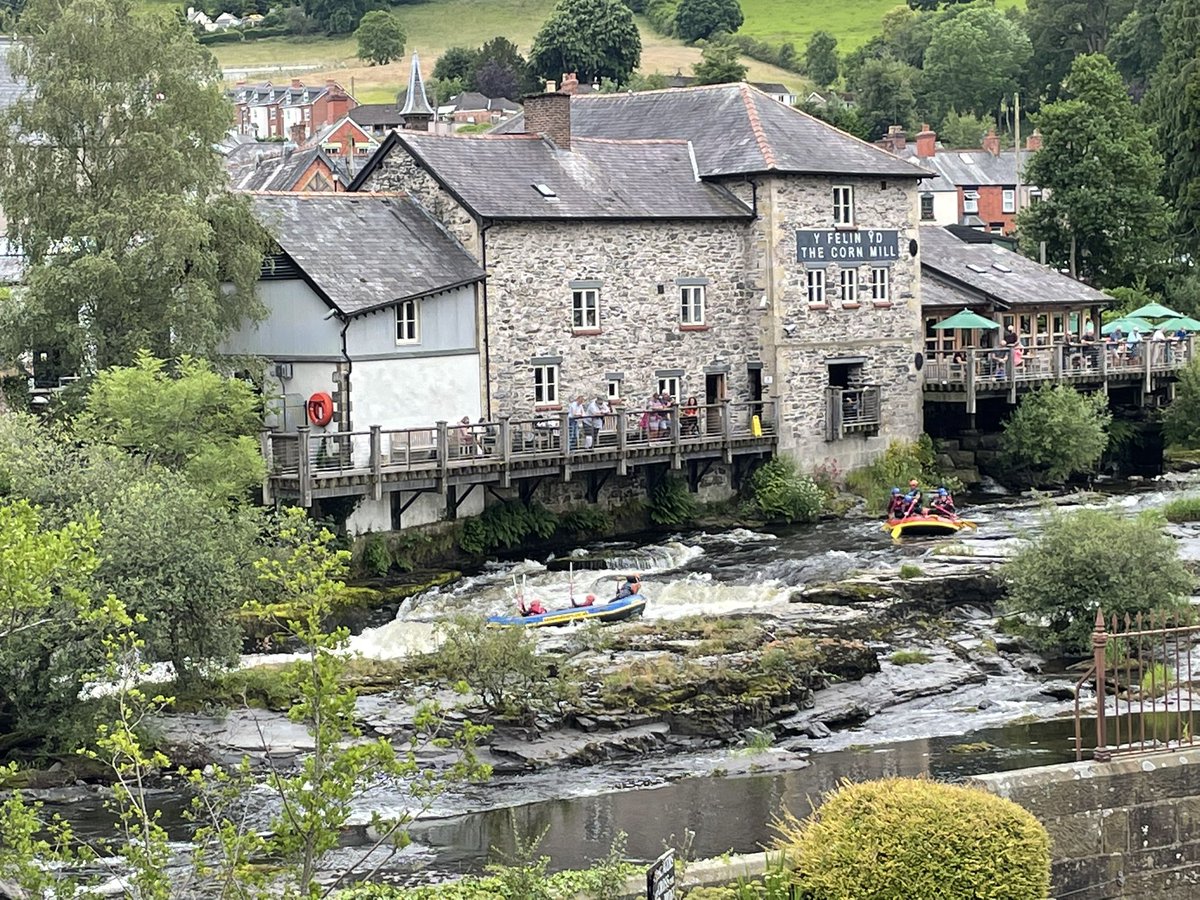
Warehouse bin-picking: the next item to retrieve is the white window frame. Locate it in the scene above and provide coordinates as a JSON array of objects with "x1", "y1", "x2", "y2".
[
  {"x1": 533, "y1": 364, "x2": 558, "y2": 405},
  {"x1": 840, "y1": 268, "x2": 858, "y2": 303},
  {"x1": 1002, "y1": 189, "x2": 1016, "y2": 213},
  {"x1": 833, "y1": 185, "x2": 854, "y2": 226},
  {"x1": 963, "y1": 190, "x2": 979, "y2": 215},
  {"x1": 806, "y1": 268, "x2": 826, "y2": 304},
  {"x1": 920, "y1": 194, "x2": 935, "y2": 221},
  {"x1": 680, "y1": 284, "x2": 706, "y2": 325},
  {"x1": 607, "y1": 378, "x2": 622, "y2": 402},
  {"x1": 871, "y1": 267, "x2": 890, "y2": 302},
  {"x1": 395, "y1": 298, "x2": 419, "y2": 344},
  {"x1": 657, "y1": 376, "x2": 680, "y2": 400},
  {"x1": 571, "y1": 287, "x2": 599, "y2": 331}
]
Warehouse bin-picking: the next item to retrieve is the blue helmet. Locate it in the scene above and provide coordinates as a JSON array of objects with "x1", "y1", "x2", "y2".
[
  {"x1": 891, "y1": 487, "x2": 901, "y2": 495},
  {"x1": 938, "y1": 487, "x2": 948, "y2": 496}
]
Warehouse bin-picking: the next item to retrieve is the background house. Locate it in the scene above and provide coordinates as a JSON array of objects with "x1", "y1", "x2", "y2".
[{"x1": 230, "y1": 79, "x2": 357, "y2": 143}]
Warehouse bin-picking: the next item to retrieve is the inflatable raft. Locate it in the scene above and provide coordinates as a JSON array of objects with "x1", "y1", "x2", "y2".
[
  {"x1": 884, "y1": 515, "x2": 977, "y2": 539},
  {"x1": 487, "y1": 594, "x2": 648, "y2": 628}
]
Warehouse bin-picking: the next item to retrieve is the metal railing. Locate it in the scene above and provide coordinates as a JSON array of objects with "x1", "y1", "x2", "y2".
[
  {"x1": 1074, "y1": 609, "x2": 1200, "y2": 762},
  {"x1": 825, "y1": 385, "x2": 882, "y2": 441}
]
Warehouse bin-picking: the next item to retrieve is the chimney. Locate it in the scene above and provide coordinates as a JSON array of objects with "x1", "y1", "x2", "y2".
[
  {"x1": 560, "y1": 72, "x2": 579, "y2": 95},
  {"x1": 290, "y1": 122, "x2": 307, "y2": 146},
  {"x1": 982, "y1": 127, "x2": 1000, "y2": 156},
  {"x1": 1025, "y1": 129, "x2": 1043, "y2": 152},
  {"x1": 914, "y1": 123, "x2": 936, "y2": 158},
  {"x1": 885, "y1": 124, "x2": 906, "y2": 153},
  {"x1": 291, "y1": 78, "x2": 303, "y2": 90},
  {"x1": 524, "y1": 90, "x2": 571, "y2": 149}
]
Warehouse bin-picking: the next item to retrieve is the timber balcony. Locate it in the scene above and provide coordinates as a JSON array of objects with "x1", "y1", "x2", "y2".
[
  {"x1": 923, "y1": 338, "x2": 1196, "y2": 413},
  {"x1": 262, "y1": 400, "x2": 778, "y2": 508}
]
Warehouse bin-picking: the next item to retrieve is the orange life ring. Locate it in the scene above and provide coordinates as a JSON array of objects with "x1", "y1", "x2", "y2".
[{"x1": 306, "y1": 392, "x2": 334, "y2": 427}]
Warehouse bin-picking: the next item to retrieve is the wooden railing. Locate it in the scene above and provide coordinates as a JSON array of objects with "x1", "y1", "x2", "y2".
[
  {"x1": 924, "y1": 338, "x2": 1194, "y2": 411},
  {"x1": 263, "y1": 400, "x2": 778, "y2": 504},
  {"x1": 825, "y1": 385, "x2": 881, "y2": 441}
]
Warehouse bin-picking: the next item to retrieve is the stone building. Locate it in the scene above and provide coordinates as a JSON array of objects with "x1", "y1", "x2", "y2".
[{"x1": 349, "y1": 83, "x2": 931, "y2": 472}]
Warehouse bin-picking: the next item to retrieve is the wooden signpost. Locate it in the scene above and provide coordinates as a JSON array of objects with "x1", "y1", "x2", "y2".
[{"x1": 646, "y1": 848, "x2": 676, "y2": 900}]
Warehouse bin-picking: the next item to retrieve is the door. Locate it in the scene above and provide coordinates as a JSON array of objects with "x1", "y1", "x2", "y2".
[{"x1": 705, "y1": 373, "x2": 726, "y2": 434}]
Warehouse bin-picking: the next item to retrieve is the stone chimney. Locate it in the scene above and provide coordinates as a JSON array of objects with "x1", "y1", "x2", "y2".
[
  {"x1": 524, "y1": 90, "x2": 571, "y2": 149},
  {"x1": 560, "y1": 72, "x2": 579, "y2": 95},
  {"x1": 1025, "y1": 129, "x2": 1043, "y2": 152},
  {"x1": 915, "y1": 123, "x2": 936, "y2": 158},
  {"x1": 982, "y1": 127, "x2": 1000, "y2": 156},
  {"x1": 884, "y1": 124, "x2": 906, "y2": 153}
]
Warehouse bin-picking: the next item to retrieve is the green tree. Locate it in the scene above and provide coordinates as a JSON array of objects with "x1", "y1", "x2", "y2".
[
  {"x1": 1025, "y1": 0, "x2": 1133, "y2": 99},
  {"x1": 938, "y1": 108, "x2": 991, "y2": 148},
  {"x1": 1018, "y1": 54, "x2": 1171, "y2": 287},
  {"x1": 749, "y1": 457, "x2": 825, "y2": 524},
  {"x1": 75, "y1": 352, "x2": 264, "y2": 501},
  {"x1": 433, "y1": 45, "x2": 479, "y2": 83},
  {"x1": 471, "y1": 36, "x2": 534, "y2": 97},
  {"x1": 921, "y1": 5, "x2": 1032, "y2": 119},
  {"x1": 999, "y1": 385, "x2": 1111, "y2": 484},
  {"x1": 691, "y1": 38, "x2": 748, "y2": 84},
  {"x1": 1146, "y1": 0, "x2": 1200, "y2": 259},
  {"x1": 805, "y1": 30, "x2": 839, "y2": 88},
  {"x1": 1005, "y1": 508, "x2": 1192, "y2": 652},
  {"x1": 1109, "y1": 0, "x2": 1166, "y2": 92},
  {"x1": 1165, "y1": 357, "x2": 1200, "y2": 447},
  {"x1": 354, "y1": 10, "x2": 405, "y2": 66},
  {"x1": 674, "y1": 0, "x2": 743, "y2": 43},
  {"x1": 304, "y1": 0, "x2": 376, "y2": 34},
  {"x1": 797, "y1": 96, "x2": 870, "y2": 141},
  {"x1": 851, "y1": 57, "x2": 920, "y2": 141},
  {"x1": 0, "y1": 0, "x2": 267, "y2": 373},
  {"x1": 529, "y1": 0, "x2": 642, "y2": 85}
]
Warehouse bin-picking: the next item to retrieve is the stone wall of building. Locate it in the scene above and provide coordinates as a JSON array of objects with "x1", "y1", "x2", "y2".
[
  {"x1": 361, "y1": 151, "x2": 478, "y2": 251},
  {"x1": 482, "y1": 218, "x2": 760, "y2": 418},
  {"x1": 971, "y1": 749, "x2": 1200, "y2": 900}
]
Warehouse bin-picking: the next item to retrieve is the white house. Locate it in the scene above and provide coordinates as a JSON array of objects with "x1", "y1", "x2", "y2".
[{"x1": 221, "y1": 192, "x2": 486, "y2": 533}]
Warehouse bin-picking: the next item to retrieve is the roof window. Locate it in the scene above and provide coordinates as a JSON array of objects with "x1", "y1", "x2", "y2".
[
  {"x1": 992, "y1": 262, "x2": 1013, "y2": 273},
  {"x1": 966, "y1": 263, "x2": 989, "y2": 274},
  {"x1": 532, "y1": 183, "x2": 558, "y2": 201}
]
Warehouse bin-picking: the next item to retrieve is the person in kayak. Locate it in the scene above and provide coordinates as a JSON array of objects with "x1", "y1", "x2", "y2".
[
  {"x1": 572, "y1": 594, "x2": 597, "y2": 608},
  {"x1": 886, "y1": 486, "x2": 907, "y2": 519},
  {"x1": 519, "y1": 597, "x2": 547, "y2": 616},
  {"x1": 930, "y1": 487, "x2": 956, "y2": 518},
  {"x1": 901, "y1": 479, "x2": 923, "y2": 518},
  {"x1": 615, "y1": 574, "x2": 642, "y2": 600}
]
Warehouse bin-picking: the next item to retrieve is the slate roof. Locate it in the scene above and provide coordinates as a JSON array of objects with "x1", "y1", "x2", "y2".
[
  {"x1": 490, "y1": 84, "x2": 929, "y2": 179},
  {"x1": 920, "y1": 226, "x2": 1108, "y2": 310},
  {"x1": 899, "y1": 146, "x2": 1031, "y2": 188},
  {"x1": 349, "y1": 102, "x2": 403, "y2": 128},
  {"x1": 230, "y1": 82, "x2": 332, "y2": 108},
  {"x1": 390, "y1": 131, "x2": 753, "y2": 220},
  {"x1": 445, "y1": 91, "x2": 521, "y2": 113},
  {"x1": 248, "y1": 192, "x2": 484, "y2": 316},
  {"x1": 227, "y1": 145, "x2": 344, "y2": 191}
]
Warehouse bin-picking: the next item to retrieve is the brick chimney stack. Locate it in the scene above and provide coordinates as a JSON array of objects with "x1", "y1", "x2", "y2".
[
  {"x1": 915, "y1": 123, "x2": 936, "y2": 158},
  {"x1": 982, "y1": 127, "x2": 1001, "y2": 156},
  {"x1": 1025, "y1": 129, "x2": 1043, "y2": 152},
  {"x1": 291, "y1": 78, "x2": 303, "y2": 90},
  {"x1": 560, "y1": 72, "x2": 579, "y2": 95},
  {"x1": 884, "y1": 124, "x2": 906, "y2": 153},
  {"x1": 524, "y1": 90, "x2": 571, "y2": 150}
]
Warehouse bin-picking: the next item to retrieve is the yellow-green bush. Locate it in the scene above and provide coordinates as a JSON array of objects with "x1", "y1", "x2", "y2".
[{"x1": 777, "y1": 777, "x2": 1050, "y2": 900}]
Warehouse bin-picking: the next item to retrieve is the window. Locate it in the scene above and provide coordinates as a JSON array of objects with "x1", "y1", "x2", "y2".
[
  {"x1": 833, "y1": 185, "x2": 854, "y2": 226},
  {"x1": 533, "y1": 364, "x2": 558, "y2": 405},
  {"x1": 1002, "y1": 189, "x2": 1016, "y2": 213},
  {"x1": 395, "y1": 299, "x2": 419, "y2": 344},
  {"x1": 920, "y1": 194, "x2": 935, "y2": 221},
  {"x1": 963, "y1": 190, "x2": 979, "y2": 215},
  {"x1": 657, "y1": 375, "x2": 680, "y2": 400},
  {"x1": 840, "y1": 268, "x2": 858, "y2": 304},
  {"x1": 572, "y1": 287, "x2": 599, "y2": 330},
  {"x1": 680, "y1": 284, "x2": 706, "y2": 325},
  {"x1": 870, "y1": 267, "x2": 890, "y2": 302},
  {"x1": 806, "y1": 268, "x2": 826, "y2": 304},
  {"x1": 607, "y1": 378, "x2": 622, "y2": 401}
]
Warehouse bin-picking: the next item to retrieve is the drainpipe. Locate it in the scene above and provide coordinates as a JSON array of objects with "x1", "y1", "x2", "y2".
[
  {"x1": 479, "y1": 219, "x2": 493, "y2": 419},
  {"x1": 339, "y1": 312, "x2": 352, "y2": 429}
]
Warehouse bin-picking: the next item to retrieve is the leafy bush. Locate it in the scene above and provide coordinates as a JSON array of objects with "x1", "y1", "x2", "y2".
[
  {"x1": 727, "y1": 33, "x2": 804, "y2": 72},
  {"x1": 897, "y1": 563, "x2": 922, "y2": 580},
  {"x1": 1004, "y1": 508, "x2": 1193, "y2": 653},
  {"x1": 845, "y1": 436, "x2": 950, "y2": 513},
  {"x1": 999, "y1": 385, "x2": 1111, "y2": 484},
  {"x1": 777, "y1": 778, "x2": 1051, "y2": 900},
  {"x1": 648, "y1": 475, "x2": 697, "y2": 526},
  {"x1": 558, "y1": 504, "x2": 613, "y2": 537},
  {"x1": 459, "y1": 501, "x2": 558, "y2": 555},
  {"x1": 361, "y1": 532, "x2": 392, "y2": 577},
  {"x1": 750, "y1": 457, "x2": 826, "y2": 523},
  {"x1": 1163, "y1": 496, "x2": 1200, "y2": 522}
]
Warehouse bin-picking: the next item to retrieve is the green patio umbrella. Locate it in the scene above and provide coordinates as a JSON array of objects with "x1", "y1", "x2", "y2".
[
  {"x1": 1128, "y1": 301, "x2": 1181, "y2": 320},
  {"x1": 1101, "y1": 316, "x2": 1154, "y2": 336},
  {"x1": 932, "y1": 309, "x2": 1000, "y2": 330},
  {"x1": 1160, "y1": 316, "x2": 1200, "y2": 332}
]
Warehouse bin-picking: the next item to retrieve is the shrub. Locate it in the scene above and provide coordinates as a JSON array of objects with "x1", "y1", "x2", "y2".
[
  {"x1": 1004, "y1": 508, "x2": 1193, "y2": 653},
  {"x1": 777, "y1": 778, "x2": 1051, "y2": 900},
  {"x1": 889, "y1": 650, "x2": 931, "y2": 665},
  {"x1": 1163, "y1": 496, "x2": 1200, "y2": 522},
  {"x1": 558, "y1": 504, "x2": 612, "y2": 537},
  {"x1": 1166, "y1": 357, "x2": 1200, "y2": 448},
  {"x1": 750, "y1": 457, "x2": 826, "y2": 523},
  {"x1": 845, "y1": 436, "x2": 951, "y2": 513},
  {"x1": 648, "y1": 475, "x2": 697, "y2": 526},
  {"x1": 459, "y1": 501, "x2": 558, "y2": 555},
  {"x1": 432, "y1": 615, "x2": 550, "y2": 721},
  {"x1": 361, "y1": 532, "x2": 391, "y2": 577},
  {"x1": 999, "y1": 385, "x2": 1111, "y2": 484},
  {"x1": 897, "y1": 563, "x2": 922, "y2": 579}
]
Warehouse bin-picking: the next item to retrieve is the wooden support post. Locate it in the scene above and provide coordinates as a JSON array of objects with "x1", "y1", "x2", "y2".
[
  {"x1": 722, "y1": 399, "x2": 734, "y2": 464},
  {"x1": 436, "y1": 420, "x2": 449, "y2": 494},
  {"x1": 965, "y1": 349, "x2": 976, "y2": 416},
  {"x1": 670, "y1": 405, "x2": 681, "y2": 469},
  {"x1": 260, "y1": 430, "x2": 274, "y2": 504},
  {"x1": 1007, "y1": 347, "x2": 1017, "y2": 404},
  {"x1": 616, "y1": 410, "x2": 628, "y2": 475},
  {"x1": 1052, "y1": 344, "x2": 1063, "y2": 382},
  {"x1": 369, "y1": 425, "x2": 382, "y2": 501},
  {"x1": 297, "y1": 426, "x2": 312, "y2": 508},
  {"x1": 559, "y1": 408, "x2": 572, "y2": 482},
  {"x1": 1099, "y1": 344, "x2": 1109, "y2": 395},
  {"x1": 499, "y1": 416, "x2": 511, "y2": 488},
  {"x1": 1144, "y1": 343, "x2": 1153, "y2": 394}
]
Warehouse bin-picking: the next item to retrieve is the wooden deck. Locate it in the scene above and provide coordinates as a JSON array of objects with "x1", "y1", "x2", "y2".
[
  {"x1": 263, "y1": 401, "x2": 778, "y2": 507},
  {"x1": 923, "y1": 339, "x2": 1194, "y2": 412}
]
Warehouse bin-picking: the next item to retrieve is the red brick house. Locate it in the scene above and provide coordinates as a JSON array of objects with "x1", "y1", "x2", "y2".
[{"x1": 231, "y1": 79, "x2": 357, "y2": 143}]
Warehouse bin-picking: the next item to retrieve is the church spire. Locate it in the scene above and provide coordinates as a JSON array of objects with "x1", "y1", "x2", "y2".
[{"x1": 400, "y1": 51, "x2": 434, "y2": 131}]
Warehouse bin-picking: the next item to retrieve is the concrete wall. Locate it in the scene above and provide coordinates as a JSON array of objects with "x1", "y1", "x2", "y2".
[{"x1": 971, "y1": 749, "x2": 1200, "y2": 900}]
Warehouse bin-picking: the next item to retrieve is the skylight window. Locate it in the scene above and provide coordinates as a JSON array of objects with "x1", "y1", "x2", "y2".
[
  {"x1": 532, "y1": 183, "x2": 558, "y2": 200},
  {"x1": 992, "y1": 262, "x2": 1013, "y2": 273},
  {"x1": 966, "y1": 263, "x2": 989, "y2": 273}
]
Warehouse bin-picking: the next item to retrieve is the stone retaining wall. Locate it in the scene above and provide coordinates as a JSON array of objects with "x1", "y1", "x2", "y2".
[{"x1": 970, "y1": 749, "x2": 1200, "y2": 899}]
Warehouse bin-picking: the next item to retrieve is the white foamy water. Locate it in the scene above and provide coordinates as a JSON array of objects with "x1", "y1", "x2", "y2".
[{"x1": 642, "y1": 572, "x2": 790, "y2": 620}]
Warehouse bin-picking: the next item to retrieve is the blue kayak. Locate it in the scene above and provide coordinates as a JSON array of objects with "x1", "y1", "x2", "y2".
[{"x1": 487, "y1": 594, "x2": 648, "y2": 628}]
